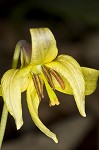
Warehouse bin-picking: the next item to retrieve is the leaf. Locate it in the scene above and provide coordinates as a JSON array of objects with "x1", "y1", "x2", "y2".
[
  {"x1": 30, "y1": 28, "x2": 58, "y2": 65},
  {"x1": 26, "y1": 77, "x2": 58, "y2": 143}
]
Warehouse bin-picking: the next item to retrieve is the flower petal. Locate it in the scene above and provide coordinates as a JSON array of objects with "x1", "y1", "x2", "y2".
[
  {"x1": 26, "y1": 77, "x2": 58, "y2": 143},
  {"x1": 16, "y1": 66, "x2": 32, "y2": 92},
  {"x1": 20, "y1": 40, "x2": 31, "y2": 67},
  {"x1": 1, "y1": 69, "x2": 23, "y2": 129},
  {"x1": 81, "y1": 67, "x2": 99, "y2": 95},
  {"x1": 52, "y1": 67, "x2": 99, "y2": 96},
  {"x1": 30, "y1": 28, "x2": 58, "y2": 65},
  {"x1": 46, "y1": 55, "x2": 86, "y2": 117}
]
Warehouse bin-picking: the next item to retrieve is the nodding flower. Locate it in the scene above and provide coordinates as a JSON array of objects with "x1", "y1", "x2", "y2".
[{"x1": 0, "y1": 28, "x2": 99, "y2": 143}]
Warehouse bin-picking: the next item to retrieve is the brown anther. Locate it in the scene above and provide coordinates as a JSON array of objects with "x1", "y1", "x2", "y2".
[
  {"x1": 37, "y1": 74, "x2": 44, "y2": 98},
  {"x1": 32, "y1": 73, "x2": 42, "y2": 101},
  {"x1": 50, "y1": 68, "x2": 65, "y2": 90},
  {"x1": 42, "y1": 65, "x2": 55, "y2": 90}
]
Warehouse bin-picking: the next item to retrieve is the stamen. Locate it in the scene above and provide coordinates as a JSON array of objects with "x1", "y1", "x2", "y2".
[
  {"x1": 50, "y1": 68, "x2": 65, "y2": 90},
  {"x1": 32, "y1": 73, "x2": 42, "y2": 101},
  {"x1": 37, "y1": 74, "x2": 44, "y2": 98},
  {"x1": 42, "y1": 66, "x2": 55, "y2": 90}
]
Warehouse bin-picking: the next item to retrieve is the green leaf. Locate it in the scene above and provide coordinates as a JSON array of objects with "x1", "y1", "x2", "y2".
[
  {"x1": 46, "y1": 54, "x2": 86, "y2": 117},
  {"x1": 30, "y1": 28, "x2": 58, "y2": 65},
  {"x1": 1, "y1": 69, "x2": 23, "y2": 130},
  {"x1": 26, "y1": 77, "x2": 58, "y2": 143}
]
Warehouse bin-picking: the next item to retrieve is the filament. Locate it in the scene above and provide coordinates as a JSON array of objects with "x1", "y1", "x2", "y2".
[
  {"x1": 50, "y1": 68, "x2": 65, "y2": 90},
  {"x1": 37, "y1": 74, "x2": 44, "y2": 98},
  {"x1": 32, "y1": 73, "x2": 42, "y2": 100},
  {"x1": 42, "y1": 66, "x2": 55, "y2": 90}
]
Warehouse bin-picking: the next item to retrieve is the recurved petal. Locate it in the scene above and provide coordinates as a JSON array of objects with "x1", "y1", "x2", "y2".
[
  {"x1": 26, "y1": 77, "x2": 58, "y2": 143},
  {"x1": 46, "y1": 54, "x2": 86, "y2": 117},
  {"x1": 20, "y1": 40, "x2": 31, "y2": 67},
  {"x1": 52, "y1": 67, "x2": 99, "y2": 96},
  {"x1": 81, "y1": 67, "x2": 99, "y2": 95},
  {"x1": 30, "y1": 28, "x2": 58, "y2": 65},
  {"x1": 1, "y1": 69, "x2": 23, "y2": 130}
]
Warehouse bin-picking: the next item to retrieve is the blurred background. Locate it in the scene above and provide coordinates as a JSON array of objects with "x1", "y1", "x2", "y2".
[{"x1": 0, "y1": 0, "x2": 99, "y2": 149}]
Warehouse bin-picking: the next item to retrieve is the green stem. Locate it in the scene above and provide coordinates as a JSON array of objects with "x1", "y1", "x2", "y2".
[
  {"x1": 12, "y1": 41, "x2": 22, "y2": 69},
  {"x1": 0, "y1": 105, "x2": 8, "y2": 148},
  {"x1": 0, "y1": 40, "x2": 23, "y2": 148}
]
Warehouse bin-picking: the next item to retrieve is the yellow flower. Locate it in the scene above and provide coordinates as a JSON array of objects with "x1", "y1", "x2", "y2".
[{"x1": 0, "y1": 28, "x2": 99, "y2": 143}]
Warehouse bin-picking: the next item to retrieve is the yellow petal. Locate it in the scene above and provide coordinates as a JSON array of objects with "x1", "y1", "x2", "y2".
[
  {"x1": 81, "y1": 67, "x2": 99, "y2": 95},
  {"x1": 26, "y1": 77, "x2": 58, "y2": 143},
  {"x1": 1, "y1": 69, "x2": 23, "y2": 130},
  {"x1": 20, "y1": 40, "x2": 31, "y2": 67},
  {"x1": 52, "y1": 67, "x2": 99, "y2": 96},
  {"x1": 46, "y1": 55, "x2": 86, "y2": 117},
  {"x1": 30, "y1": 28, "x2": 58, "y2": 65},
  {"x1": 16, "y1": 66, "x2": 32, "y2": 92}
]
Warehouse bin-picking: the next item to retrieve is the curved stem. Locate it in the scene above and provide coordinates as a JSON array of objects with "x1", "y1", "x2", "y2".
[
  {"x1": 0, "y1": 105, "x2": 8, "y2": 148},
  {"x1": 0, "y1": 40, "x2": 24, "y2": 148},
  {"x1": 12, "y1": 40, "x2": 22, "y2": 69}
]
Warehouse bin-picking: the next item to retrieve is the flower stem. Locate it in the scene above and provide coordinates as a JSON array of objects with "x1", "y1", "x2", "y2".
[
  {"x1": 0, "y1": 40, "x2": 24, "y2": 148},
  {"x1": 0, "y1": 104, "x2": 8, "y2": 148}
]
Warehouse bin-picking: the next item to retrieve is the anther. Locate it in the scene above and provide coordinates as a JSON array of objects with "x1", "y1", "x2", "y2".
[
  {"x1": 32, "y1": 73, "x2": 42, "y2": 101},
  {"x1": 50, "y1": 68, "x2": 65, "y2": 90},
  {"x1": 42, "y1": 66, "x2": 55, "y2": 90},
  {"x1": 37, "y1": 74, "x2": 44, "y2": 98}
]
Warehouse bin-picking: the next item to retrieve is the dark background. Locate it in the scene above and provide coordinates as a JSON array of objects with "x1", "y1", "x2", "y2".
[{"x1": 0, "y1": 0, "x2": 99, "y2": 149}]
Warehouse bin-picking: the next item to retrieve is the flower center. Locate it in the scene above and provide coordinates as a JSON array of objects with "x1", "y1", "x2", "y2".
[{"x1": 31, "y1": 65, "x2": 65, "y2": 101}]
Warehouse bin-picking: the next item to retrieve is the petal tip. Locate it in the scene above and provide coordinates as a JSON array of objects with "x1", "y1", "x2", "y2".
[
  {"x1": 52, "y1": 134, "x2": 58, "y2": 143},
  {"x1": 80, "y1": 110, "x2": 86, "y2": 117},
  {"x1": 82, "y1": 113, "x2": 86, "y2": 117},
  {"x1": 54, "y1": 137, "x2": 58, "y2": 143},
  {"x1": 16, "y1": 120, "x2": 23, "y2": 130}
]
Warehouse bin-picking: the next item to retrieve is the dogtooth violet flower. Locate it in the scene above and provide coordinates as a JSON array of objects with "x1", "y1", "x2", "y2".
[{"x1": 0, "y1": 28, "x2": 99, "y2": 144}]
